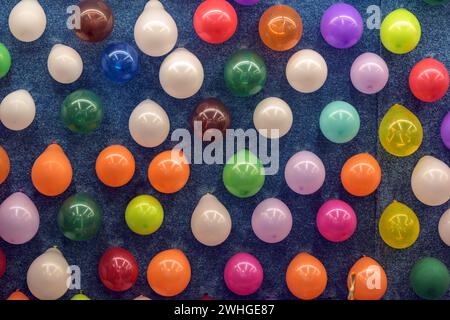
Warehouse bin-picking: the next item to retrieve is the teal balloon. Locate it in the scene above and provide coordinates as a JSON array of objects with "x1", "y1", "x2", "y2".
[
  {"x1": 410, "y1": 257, "x2": 450, "y2": 300},
  {"x1": 319, "y1": 101, "x2": 360, "y2": 143}
]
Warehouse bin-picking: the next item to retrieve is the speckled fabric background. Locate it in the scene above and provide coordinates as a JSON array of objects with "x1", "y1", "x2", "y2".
[{"x1": 0, "y1": 0, "x2": 449, "y2": 300}]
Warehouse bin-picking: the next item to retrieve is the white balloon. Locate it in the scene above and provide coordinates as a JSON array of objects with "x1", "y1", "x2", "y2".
[
  {"x1": 47, "y1": 44, "x2": 83, "y2": 84},
  {"x1": 134, "y1": 0, "x2": 178, "y2": 57},
  {"x1": 253, "y1": 97, "x2": 293, "y2": 139},
  {"x1": 9, "y1": 0, "x2": 47, "y2": 42},
  {"x1": 0, "y1": 89, "x2": 36, "y2": 131},
  {"x1": 286, "y1": 49, "x2": 328, "y2": 93},
  {"x1": 159, "y1": 48, "x2": 204, "y2": 99},
  {"x1": 129, "y1": 99, "x2": 170, "y2": 148},
  {"x1": 439, "y1": 209, "x2": 450, "y2": 246}
]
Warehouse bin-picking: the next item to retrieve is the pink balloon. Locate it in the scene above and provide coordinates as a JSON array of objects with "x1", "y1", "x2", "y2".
[
  {"x1": 224, "y1": 253, "x2": 263, "y2": 296},
  {"x1": 316, "y1": 199, "x2": 356, "y2": 242},
  {"x1": 285, "y1": 151, "x2": 326, "y2": 195},
  {"x1": 252, "y1": 198, "x2": 292, "y2": 243}
]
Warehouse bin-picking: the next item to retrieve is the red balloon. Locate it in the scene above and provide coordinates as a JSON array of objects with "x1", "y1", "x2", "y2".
[
  {"x1": 409, "y1": 57, "x2": 449, "y2": 102},
  {"x1": 98, "y1": 247, "x2": 138, "y2": 292},
  {"x1": 194, "y1": 0, "x2": 238, "y2": 44},
  {"x1": 0, "y1": 248, "x2": 6, "y2": 278}
]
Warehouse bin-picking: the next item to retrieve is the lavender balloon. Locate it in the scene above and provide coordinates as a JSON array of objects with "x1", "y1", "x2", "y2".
[
  {"x1": 0, "y1": 192, "x2": 39, "y2": 244},
  {"x1": 234, "y1": 0, "x2": 260, "y2": 5},
  {"x1": 252, "y1": 198, "x2": 292, "y2": 243},
  {"x1": 351, "y1": 53, "x2": 389, "y2": 94},
  {"x1": 441, "y1": 112, "x2": 450, "y2": 150},
  {"x1": 320, "y1": 3, "x2": 363, "y2": 49},
  {"x1": 285, "y1": 151, "x2": 326, "y2": 195}
]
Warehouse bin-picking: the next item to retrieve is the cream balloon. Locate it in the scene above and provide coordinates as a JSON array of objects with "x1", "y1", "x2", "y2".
[
  {"x1": 134, "y1": 0, "x2": 178, "y2": 57},
  {"x1": 286, "y1": 49, "x2": 328, "y2": 93},
  {"x1": 191, "y1": 194, "x2": 232, "y2": 246},
  {"x1": 27, "y1": 248, "x2": 70, "y2": 300},
  {"x1": 47, "y1": 44, "x2": 83, "y2": 84},
  {"x1": 411, "y1": 156, "x2": 450, "y2": 206},
  {"x1": 9, "y1": 0, "x2": 47, "y2": 42},
  {"x1": 438, "y1": 209, "x2": 450, "y2": 246},
  {"x1": 134, "y1": 295, "x2": 152, "y2": 300},
  {"x1": 159, "y1": 48, "x2": 204, "y2": 99},
  {"x1": 0, "y1": 89, "x2": 36, "y2": 131},
  {"x1": 253, "y1": 97, "x2": 293, "y2": 139}
]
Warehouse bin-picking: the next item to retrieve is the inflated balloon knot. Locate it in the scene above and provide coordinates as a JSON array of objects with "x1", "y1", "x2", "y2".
[{"x1": 347, "y1": 273, "x2": 356, "y2": 300}]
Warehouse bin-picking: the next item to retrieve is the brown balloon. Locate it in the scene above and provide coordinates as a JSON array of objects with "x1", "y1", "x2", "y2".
[
  {"x1": 75, "y1": 0, "x2": 114, "y2": 42},
  {"x1": 190, "y1": 98, "x2": 231, "y2": 141}
]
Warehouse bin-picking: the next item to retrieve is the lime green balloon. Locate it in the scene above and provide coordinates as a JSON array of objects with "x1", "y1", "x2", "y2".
[
  {"x1": 223, "y1": 149, "x2": 265, "y2": 198},
  {"x1": 125, "y1": 195, "x2": 164, "y2": 235},
  {"x1": 410, "y1": 257, "x2": 450, "y2": 300},
  {"x1": 319, "y1": 101, "x2": 360, "y2": 144},
  {"x1": 380, "y1": 9, "x2": 421, "y2": 54},
  {"x1": 71, "y1": 292, "x2": 90, "y2": 300},
  {"x1": 0, "y1": 43, "x2": 11, "y2": 79}
]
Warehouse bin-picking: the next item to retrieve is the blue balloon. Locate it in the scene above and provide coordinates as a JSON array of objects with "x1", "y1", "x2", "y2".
[{"x1": 101, "y1": 43, "x2": 139, "y2": 83}]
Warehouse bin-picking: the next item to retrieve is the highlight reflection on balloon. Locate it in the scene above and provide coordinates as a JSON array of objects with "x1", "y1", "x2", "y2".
[
  {"x1": 347, "y1": 256, "x2": 387, "y2": 300},
  {"x1": 341, "y1": 153, "x2": 381, "y2": 197},
  {"x1": 252, "y1": 198, "x2": 292, "y2": 243},
  {"x1": 98, "y1": 247, "x2": 139, "y2": 292},
  {"x1": 350, "y1": 52, "x2": 389, "y2": 94},
  {"x1": 96, "y1": 145, "x2": 135, "y2": 187},
  {"x1": 75, "y1": 0, "x2": 114, "y2": 42},
  {"x1": 319, "y1": 101, "x2": 360, "y2": 144},
  {"x1": 224, "y1": 252, "x2": 263, "y2": 296},
  {"x1": 409, "y1": 57, "x2": 449, "y2": 103},
  {"x1": 316, "y1": 199, "x2": 357, "y2": 242},
  {"x1": 285, "y1": 150, "x2": 325, "y2": 195}
]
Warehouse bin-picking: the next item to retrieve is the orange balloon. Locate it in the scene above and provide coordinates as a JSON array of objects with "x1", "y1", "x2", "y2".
[
  {"x1": 341, "y1": 153, "x2": 381, "y2": 196},
  {"x1": 31, "y1": 144, "x2": 73, "y2": 196},
  {"x1": 148, "y1": 150, "x2": 190, "y2": 194},
  {"x1": 0, "y1": 145, "x2": 10, "y2": 184},
  {"x1": 347, "y1": 256, "x2": 387, "y2": 300},
  {"x1": 146, "y1": 249, "x2": 191, "y2": 297},
  {"x1": 286, "y1": 252, "x2": 327, "y2": 300},
  {"x1": 96, "y1": 145, "x2": 135, "y2": 187},
  {"x1": 7, "y1": 290, "x2": 30, "y2": 300}
]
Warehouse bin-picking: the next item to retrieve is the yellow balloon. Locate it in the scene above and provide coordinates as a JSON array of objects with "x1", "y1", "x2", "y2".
[
  {"x1": 379, "y1": 201, "x2": 420, "y2": 249},
  {"x1": 379, "y1": 104, "x2": 423, "y2": 157}
]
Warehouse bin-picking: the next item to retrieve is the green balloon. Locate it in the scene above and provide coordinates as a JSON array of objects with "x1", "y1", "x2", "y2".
[
  {"x1": 319, "y1": 101, "x2": 360, "y2": 143},
  {"x1": 71, "y1": 292, "x2": 90, "y2": 300},
  {"x1": 58, "y1": 193, "x2": 103, "y2": 241},
  {"x1": 125, "y1": 195, "x2": 164, "y2": 235},
  {"x1": 423, "y1": 0, "x2": 449, "y2": 4},
  {"x1": 61, "y1": 90, "x2": 104, "y2": 134},
  {"x1": 223, "y1": 149, "x2": 265, "y2": 198},
  {"x1": 410, "y1": 257, "x2": 450, "y2": 300},
  {"x1": 0, "y1": 43, "x2": 11, "y2": 79},
  {"x1": 224, "y1": 49, "x2": 267, "y2": 97}
]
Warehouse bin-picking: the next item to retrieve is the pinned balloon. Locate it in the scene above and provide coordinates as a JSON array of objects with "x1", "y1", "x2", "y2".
[
  {"x1": 409, "y1": 57, "x2": 449, "y2": 103},
  {"x1": 319, "y1": 101, "x2": 360, "y2": 144},
  {"x1": 147, "y1": 249, "x2": 191, "y2": 297},
  {"x1": 286, "y1": 49, "x2": 328, "y2": 93},
  {"x1": 148, "y1": 149, "x2": 190, "y2": 193},
  {"x1": 438, "y1": 209, "x2": 450, "y2": 246},
  {"x1": 441, "y1": 112, "x2": 450, "y2": 150},
  {"x1": 410, "y1": 257, "x2": 450, "y2": 300},
  {"x1": 0, "y1": 89, "x2": 36, "y2": 131},
  {"x1": 0, "y1": 248, "x2": 6, "y2": 278},
  {"x1": 71, "y1": 291, "x2": 90, "y2": 300},
  {"x1": 285, "y1": 151, "x2": 326, "y2": 195},
  {"x1": 341, "y1": 153, "x2": 381, "y2": 197},
  {"x1": 125, "y1": 195, "x2": 164, "y2": 236},
  {"x1": 47, "y1": 44, "x2": 83, "y2": 84},
  {"x1": 7, "y1": 290, "x2": 29, "y2": 300},
  {"x1": 75, "y1": 0, "x2": 114, "y2": 42},
  {"x1": 0, "y1": 43, "x2": 12, "y2": 79},
  {"x1": 350, "y1": 52, "x2": 389, "y2": 94},
  {"x1": 96, "y1": 145, "x2": 135, "y2": 187},
  {"x1": 224, "y1": 253, "x2": 263, "y2": 296},
  {"x1": 191, "y1": 98, "x2": 231, "y2": 141},
  {"x1": 99, "y1": 247, "x2": 139, "y2": 292},
  {"x1": 101, "y1": 42, "x2": 139, "y2": 83},
  {"x1": 9, "y1": 0, "x2": 47, "y2": 42},
  {"x1": 252, "y1": 198, "x2": 292, "y2": 243},
  {"x1": 316, "y1": 199, "x2": 357, "y2": 242},
  {"x1": 253, "y1": 97, "x2": 293, "y2": 139},
  {"x1": 0, "y1": 146, "x2": 10, "y2": 185},
  {"x1": 347, "y1": 256, "x2": 387, "y2": 300},
  {"x1": 32, "y1": 144, "x2": 73, "y2": 196}
]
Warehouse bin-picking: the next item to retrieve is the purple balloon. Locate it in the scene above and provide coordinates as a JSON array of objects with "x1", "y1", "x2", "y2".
[
  {"x1": 320, "y1": 3, "x2": 363, "y2": 49},
  {"x1": 316, "y1": 199, "x2": 357, "y2": 242},
  {"x1": 0, "y1": 192, "x2": 39, "y2": 244},
  {"x1": 351, "y1": 52, "x2": 389, "y2": 94},
  {"x1": 285, "y1": 151, "x2": 326, "y2": 195},
  {"x1": 224, "y1": 252, "x2": 263, "y2": 296},
  {"x1": 441, "y1": 112, "x2": 450, "y2": 149},
  {"x1": 234, "y1": 0, "x2": 260, "y2": 5},
  {"x1": 252, "y1": 198, "x2": 292, "y2": 243}
]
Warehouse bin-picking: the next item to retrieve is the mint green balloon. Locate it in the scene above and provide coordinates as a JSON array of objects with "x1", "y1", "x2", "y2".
[{"x1": 319, "y1": 101, "x2": 360, "y2": 143}]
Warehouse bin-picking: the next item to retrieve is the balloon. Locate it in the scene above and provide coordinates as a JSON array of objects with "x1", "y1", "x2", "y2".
[
  {"x1": 224, "y1": 253, "x2": 263, "y2": 296},
  {"x1": 235, "y1": 0, "x2": 259, "y2": 4},
  {"x1": 252, "y1": 198, "x2": 292, "y2": 243},
  {"x1": 96, "y1": 145, "x2": 135, "y2": 187},
  {"x1": 8, "y1": 0, "x2": 46, "y2": 42},
  {"x1": 0, "y1": 192, "x2": 39, "y2": 245},
  {"x1": 147, "y1": 249, "x2": 191, "y2": 297},
  {"x1": 347, "y1": 256, "x2": 387, "y2": 300},
  {"x1": 58, "y1": 193, "x2": 102, "y2": 241},
  {"x1": 286, "y1": 49, "x2": 328, "y2": 93},
  {"x1": 47, "y1": 44, "x2": 83, "y2": 84},
  {"x1": 379, "y1": 201, "x2": 420, "y2": 249},
  {"x1": 134, "y1": 295, "x2": 151, "y2": 300},
  {"x1": 129, "y1": 99, "x2": 170, "y2": 148},
  {"x1": 101, "y1": 42, "x2": 139, "y2": 83},
  {"x1": 32, "y1": 143, "x2": 73, "y2": 196},
  {"x1": 0, "y1": 89, "x2": 36, "y2": 131},
  {"x1": 223, "y1": 149, "x2": 265, "y2": 198},
  {"x1": 148, "y1": 149, "x2": 190, "y2": 193},
  {"x1": 253, "y1": 97, "x2": 293, "y2": 139},
  {"x1": 319, "y1": 101, "x2": 360, "y2": 143},
  {"x1": 194, "y1": 0, "x2": 238, "y2": 44},
  {"x1": 341, "y1": 153, "x2": 381, "y2": 197},
  {"x1": 350, "y1": 52, "x2": 389, "y2": 94},
  {"x1": 438, "y1": 209, "x2": 450, "y2": 246},
  {"x1": 286, "y1": 252, "x2": 327, "y2": 300},
  {"x1": 159, "y1": 48, "x2": 204, "y2": 99},
  {"x1": 71, "y1": 292, "x2": 90, "y2": 300},
  {"x1": 316, "y1": 199, "x2": 357, "y2": 242},
  {"x1": 380, "y1": 8, "x2": 421, "y2": 54},
  {"x1": 423, "y1": 0, "x2": 449, "y2": 4},
  {"x1": 224, "y1": 49, "x2": 267, "y2": 97},
  {"x1": 409, "y1": 58, "x2": 449, "y2": 103},
  {"x1": 191, "y1": 193, "x2": 232, "y2": 246},
  {"x1": 125, "y1": 195, "x2": 164, "y2": 235},
  {"x1": 27, "y1": 248, "x2": 70, "y2": 300},
  {"x1": 441, "y1": 112, "x2": 450, "y2": 149},
  {"x1": 7, "y1": 290, "x2": 29, "y2": 300},
  {"x1": 411, "y1": 156, "x2": 450, "y2": 206},
  {"x1": 259, "y1": 5, "x2": 303, "y2": 51},
  {"x1": 410, "y1": 257, "x2": 450, "y2": 300},
  {"x1": 61, "y1": 89, "x2": 103, "y2": 134},
  {"x1": 0, "y1": 43, "x2": 11, "y2": 79},
  {"x1": 378, "y1": 104, "x2": 423, "y2": 157},
  {"x1": 99, "y1": 247, "x2": 139, "y2": 292},
  {"x1": 285, "y1": 150, "x2": 325, "y2": 195},
  {"x1": 191, "y1": 98, "x2": 231, "y2": 141},
  {"x1": 134, "y1": 0, "x2": 178, "y2": 57},
  {"x1": 320, "y1": 3, "x2": 363, "y2": 49},
  {"x1": 75, "y1": 0, "x2": 114, "y2": 42},
  {"x1": 0, "y1": 145, "x2": 10, "y2": 184},
  {"x1": 0, "y1": 248, "x2": 5, "y2": 278}
]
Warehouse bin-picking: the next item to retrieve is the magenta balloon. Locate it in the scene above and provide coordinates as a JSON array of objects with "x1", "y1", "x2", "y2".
[
  {"x1": 224, "y1": 252, "x2": 263, "y2": 296},
  {"x1": 252, "y1": 198, "x2": 292, "y2": 243},
  {"x1": 0, "y1": 192, "x2": 39, "y2": 244},
  {"x1": 316, "y1": 199, "x2": 357, "y2": 242},
  {"x1": 285, "y1": 151, "x2": 326, "y2": 195},
  {"x1": 350, "y1": 52, "x2": 389, "y2": 94}
]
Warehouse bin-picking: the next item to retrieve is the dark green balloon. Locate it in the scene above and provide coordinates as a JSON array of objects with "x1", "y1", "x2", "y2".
[
  {"x1": 61, "y1": 90, "x2": 103, "y2": 134},
  {"x1": 224, "y1": 49, "x2": 267, "y2": 97},
  {"x1": 410, "y1": 257, "x2": 450, "y2": 300},
  {"x1": 423, "y1": 0, "x2": 449, "y2": 4},
  {"x1": 58, "y1": 193, "x2": 103, "y2": 241}
]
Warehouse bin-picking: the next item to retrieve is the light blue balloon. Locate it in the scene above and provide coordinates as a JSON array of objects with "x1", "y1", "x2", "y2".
[{"x1": 319, "y1": 101, "x2": 360, "y2": 143}]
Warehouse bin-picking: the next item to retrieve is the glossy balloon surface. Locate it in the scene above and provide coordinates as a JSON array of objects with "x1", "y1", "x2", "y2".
[
  {"x1": 48, "y1": 44, "x2": 83, "y2": 84},
  {"x1": 350, "y1": 52, "x2": 389, "y2": 94},
  {"x1": 380, "y1": 9, "x2": 421, "y2": 54},
  {"x1": 316, "y1": 199, "x2": 357, "y2": 242},
  {"x1": 347, "y1": 257, "x2": 387, "y2": 300},
  {"x1": 319, "y1": 101, "x2": 360, "y2": 143},
  {"x1": 341, "y1": 153, "x2": 381, "y2": 196},
  {"x1": 285, "y1": 150, "x2": 325, "y2": 195},
  {"x1": 441, "y1": 112, "x2": 450, "y2": 149},
  {"x1": 191, "y1": 98, "x2": 231, "y2": 140},
  {"x1": 410, "y1": 257, "x2": 450, "y2": 300},
  {"x1": 438, "y1": 209, "x2": 450, "y2": 246},
  {"x1": 252, "y1": 198, "x2": 292, "y2": 243},
  {"x1": 8, "y1": 0, "x2": 47, "y2": 42},
  {"x1": 224, "y1": 253, "x2": 263, "y2": 296},
  {"x1": 148, "y1": 150, "x2": 190, "y2": 193},
  {"x1": 253, "y1": 97, "x2": 293, "y2": 139},
  {"x1": 101, "y1": 42, "x2": 139, "y2": 83},
  {"x1": 125, "y1": 195, "x2": 164, "y2": 235},
  {"x1": 75, "y1": 0, "x2": 114, "y2": 42},
  {"x1": 96, "y1": 145, "x2": 135, "y2": 187},
  {"x1": 0, "y1": 146, "x2": 10, "y2": 185},
  {"x1": 409, "y1": 57, "x2": 449, "y2": 103},
  {"x1": 0, "y1": 89, "x2": 36, "y2": 131},
  {"x1": 286, "y1": 49, "x2": 328, "y2": 93},
  {"x1": 0, "y1": 43, "x2": 11, "y2": 79},
  {"x1": 98, "y1": 247, "x2": 139, "y2": 292}
]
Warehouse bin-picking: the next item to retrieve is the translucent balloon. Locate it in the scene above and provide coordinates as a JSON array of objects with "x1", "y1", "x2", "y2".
[
  {"x1": 350, "y1": 52, "x2": 389, "y2": 94},
  {"x1": 0, "y1": 43, "x2": 12, "y2": 79},
  {"x1": 0, "y1": 89, "x2": 36, "y2": 131},
  {"x1": 341, "y1": 153, "x2": 381, "y2": 196},
  {"x1": 75, "y1": 0, "x2": 114, "y2": 42},
  {"x1": 101, "y1": 43, "x2": 139, "y2": 83},
  {"x1": 347, "y1": 256, "x2": 387, "y2": 300},
  {"x1": 410, "y1": 257, "x2": 450, "y2": 300},
  {"x1": 441, "y1": 112, "x2": 450, "y2": 150},
  {"x1": 224, "y1": 253, "x2": 263, "y2": 296},
  {"x1": 316, "y1": 199, "x2": 357, "y2": 242},
  {"x1": 96, "y1": 145, "x2": 135, "y2": 187},
  {"x1": 319, "y1": 101, "x2": 360, "y2": 144},
  {"x1": 409, "y1": 57, "x2": 449, "y2": 103},
  {"x1": 253, "y1": 97, "x2": 293, "y2": 139},
  {"x1": 148, "y1": 149, "x2": 190, "y2": 193},
  {"x1": 191, "y1": 98, "x2": 231, "y2": 140},
  {"x1": 438, "y1": 209, "x2": 450, "y2": 246},
  {"x1": 285, "y1": 150, "x2": 325, "y2": 195},
  {"x1": 286, "y1": 49, "x2": 328, "y2": 93},
  {"x1": 0, "y1": 145, "x2": 10, "y2": 185},
  {"x1": 47, "y1": 44, "x2": 83, "y2": 84},
  {"x1": 125, "y1": 195, "x2": 164, "y2": 235},
  {"x1": 252, "y1": 198, "x2": 292, "y2": 243},
  {"x1": 9, "y1": 0, "x2": 47, "y2": 42}
]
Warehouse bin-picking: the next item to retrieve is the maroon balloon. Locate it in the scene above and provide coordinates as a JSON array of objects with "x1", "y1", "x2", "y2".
[
  {"x1": 191, "y1": 98, "x2": 231, "y2": 141},
  {"x1": 75, "y1": 0, "x2": 114, "y2": 42},
  {"x1": 0, "y1": 248, "x2": 6, "y2": 278},
  {"x1": 98, "y1": 247, "x2": 138, "y2": 292}
]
